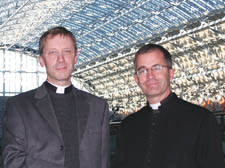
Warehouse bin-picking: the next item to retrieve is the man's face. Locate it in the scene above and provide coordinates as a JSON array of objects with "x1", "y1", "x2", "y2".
[
  {"x1": 39, "y1": 34, "x2": 77, "y2": 86},
  {"x1": 134, "y1": 49, "x2": 174, "y2": 103}
]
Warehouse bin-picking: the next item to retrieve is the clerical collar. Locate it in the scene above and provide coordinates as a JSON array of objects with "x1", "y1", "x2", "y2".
[
  {"x1": 149, "y1": 92, "x2": 174, "y2": 110},
  {"x1": 149, "y1": 102, "x2": 161, "y2": 110},
  {"x1": 44, "y1": 81, "x2": 72, "y2": 94}
]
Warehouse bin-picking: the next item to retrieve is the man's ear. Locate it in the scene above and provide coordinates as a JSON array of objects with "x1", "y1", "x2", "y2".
[
  {"x1": 134, "y1": 74, "x2": 138, "y2": 85},
  {"x1": 39, "y1": 56, "x2": 45, "y2": 67},
  {"x1": 74, "y1": 50, "x2": 78, "y2": 64},
  {"x1": 169, "y1": 68, "x2": 175, "y2": 82}
]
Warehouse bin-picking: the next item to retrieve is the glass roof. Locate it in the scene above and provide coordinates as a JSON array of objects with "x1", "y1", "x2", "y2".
[
  {"x1": 0, "y1": 0, "x2": 225, "y2": 116},
  {"x1": 0, "y1": 0, "x2": 224, "y2": 67}
]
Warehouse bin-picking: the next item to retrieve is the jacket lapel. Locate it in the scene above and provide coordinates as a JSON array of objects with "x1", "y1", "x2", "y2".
[
  {"x1": 34, "y1": 84, "x2": 63, "y2": 142},
  {"x1": 72, "y1": 87, "x2": 90, "y2": 143}
]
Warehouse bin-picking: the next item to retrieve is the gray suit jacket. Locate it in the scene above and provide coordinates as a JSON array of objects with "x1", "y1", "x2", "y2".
[{"x1": 2, "y1": 84, "x2": 110, "y2": 168}]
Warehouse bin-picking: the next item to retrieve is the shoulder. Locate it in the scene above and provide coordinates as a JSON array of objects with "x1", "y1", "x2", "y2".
[
  {"x1": 7, "y1": 88, "x2": 37, "y2": 104},
  {"x1": 73, "y1": 87, "x2": 108, "y2": 104},
  {"x1": 172, "y1": 96, "x2": 214, "y2": 122},
  {"x1": 121, "y1": 105, "x2": 149, "y2": 125},
  {"x1": 5, "y1": 88, "x2": 38, "y2": 119},
  {"x1": 177, "y1": 97, "x2": 211, "y2": 114}
]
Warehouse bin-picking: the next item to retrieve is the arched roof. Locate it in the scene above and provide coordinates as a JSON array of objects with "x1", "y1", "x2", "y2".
[
  {"x1": 0, "y1": 0, "x2": 224, "y2": 119},
  {"x1": 0, "y1": 0, "x2": 224, "y2": 65}
]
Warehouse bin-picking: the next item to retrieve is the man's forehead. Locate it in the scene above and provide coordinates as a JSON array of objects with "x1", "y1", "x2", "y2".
[
  {"x1": 45, "y1": 34, "x2": 71, "y2": 40},
  {"x1": 138, "y1": 49, "x2": 164, "y2": 59},
  {"x1": 44, "y1": 34, "x2": 74, "y2": 47},
  {"x1": 145, "y1": 49, "x2": 163, "y2": 55}
]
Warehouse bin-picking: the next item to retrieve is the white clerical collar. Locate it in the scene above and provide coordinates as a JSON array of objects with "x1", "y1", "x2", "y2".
[
  {"x1": 47, "y1": 81, "x2": 71, "y2": 94},
  {"x1": 149, "y1": 102, "x2": 161, "y2": 110}
]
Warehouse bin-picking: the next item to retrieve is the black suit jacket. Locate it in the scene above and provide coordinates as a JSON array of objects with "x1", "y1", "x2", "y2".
[
  {"x1": 113, "y1": 93, "x2": 224, "y2": 168},
  {"x1": 2, "y1": 84, "x2": 110, "y2": 168}
]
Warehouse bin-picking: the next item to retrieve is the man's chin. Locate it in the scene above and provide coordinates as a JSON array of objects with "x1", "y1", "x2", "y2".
[
  {"x1": 144, "y1": 90, "x2": 161, "y2": 98},
  {"x1": 53, "y1": 75, "x2": 71, "y2": 82}
]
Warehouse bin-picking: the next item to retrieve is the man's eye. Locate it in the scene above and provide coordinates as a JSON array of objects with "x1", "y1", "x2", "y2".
[
  {"x1": 63, "y1": 50, "x2": 72, "y2": 55},
  {"x1": 153, "y1": 65, "x2": 162, "y2": 70},
  {"x1": 138, "y1": 68, "x2": 146, "y2": 73},
  {"x1": 49, "y1": 51, "x2": 57, "y2": 55}
]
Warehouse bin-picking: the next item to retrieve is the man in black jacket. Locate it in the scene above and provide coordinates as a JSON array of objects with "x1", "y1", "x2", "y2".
[{"x1": 113, "y1": 43, "x2": 224, "y2": 168}]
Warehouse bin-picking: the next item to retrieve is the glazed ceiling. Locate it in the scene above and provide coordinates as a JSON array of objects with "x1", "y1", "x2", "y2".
[{"x1": 0, "y1": 0, "x2": 224, "y2": 119}]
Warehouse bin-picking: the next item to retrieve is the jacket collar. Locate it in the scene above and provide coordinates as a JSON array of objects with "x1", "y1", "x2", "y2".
[
  {"x1": 34, "y1": 83, "x2": 90, "y2": 144},
  {"x1": 146, "y1": 93, "x2": 178, "y2": 112},
  {"x1": 158, "y1": 93, "x2": 178, "y2": 111}
]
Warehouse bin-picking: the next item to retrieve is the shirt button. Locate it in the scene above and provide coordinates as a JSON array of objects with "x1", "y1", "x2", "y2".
[{"x1": 60, "y1": 145, "x2": 64, "y2": 151}]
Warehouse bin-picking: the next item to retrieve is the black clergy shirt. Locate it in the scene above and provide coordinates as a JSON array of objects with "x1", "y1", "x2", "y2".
[{"x1": 45, "y1": 81, "x2": 79, "y2": 168}]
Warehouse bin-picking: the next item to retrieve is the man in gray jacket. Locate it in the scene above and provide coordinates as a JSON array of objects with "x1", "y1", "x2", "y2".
[{"x1": 3, "y1": 26, "x2": 110, "y2": 168}]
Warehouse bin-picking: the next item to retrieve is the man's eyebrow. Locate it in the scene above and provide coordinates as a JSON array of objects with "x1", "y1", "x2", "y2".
[
  {"x1": 137, "y1": 66, "x2": 146, "y2": 70},
  {"x1": 46, "y1": 48, "x2": 57, "y2": 50}
]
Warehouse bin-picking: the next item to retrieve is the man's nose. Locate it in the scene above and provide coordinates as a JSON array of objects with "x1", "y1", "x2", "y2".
[
  {"x1": 146, "y1": 69, "x2": 154, "y2": 78},
  {"x1": 57, "y1": 53, "x2": 65, "y2": 62}
]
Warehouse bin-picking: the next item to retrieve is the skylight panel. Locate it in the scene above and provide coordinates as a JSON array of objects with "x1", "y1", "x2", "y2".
[
  {"x1": 179, "y1": 2, "x2": 205, "y2": 18},
  {"x1": 86, "y1": 5, "x2": 107, "y2": 17},
  {"x1": 208, "y1": 0, "x2": 225, "y2": 7},
  {"x1": 131, "y1": 24, "x2": 153, "y2": 37},
  {"x1": 193, "y1": 0, "x2": 219, "y2": 11},
  {"x1": 104, "y1": 23, "x2": 119, "y2": 32},
  {"x1": 108, "y1": 33, "x2": 124, "y2": 46},
  {"x1": 63, "y1": 21, "x2": 83, "y2": 30},
  {"x1": 150, "y1": 15, "x2": 171, "y2": 31},
  {"x1": 170, "y1": 5, "x2": 193, "y2": 20},
  {"x1": 114, "y1": 18, "x2": 128, "y2": 28}
]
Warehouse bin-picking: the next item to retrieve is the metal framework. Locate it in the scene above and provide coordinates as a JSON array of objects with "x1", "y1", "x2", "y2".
[
  {"x1": 74, "y1": 18, "x2": 225, "y2": 118},
  {"x1": 0, "y1": 0, "x2": 224, "y2": 119}
]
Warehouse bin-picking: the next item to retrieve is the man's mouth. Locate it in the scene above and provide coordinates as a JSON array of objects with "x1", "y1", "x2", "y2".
[
  {"x1": 145, "y1": 80, "x2": 159, "y2": 87},
  {"x1": 56, "y1": 66, "x2": 66, "y2": 70}
]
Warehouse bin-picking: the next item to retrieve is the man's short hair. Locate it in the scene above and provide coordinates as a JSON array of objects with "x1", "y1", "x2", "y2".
[
  {"x1": 39, "y1": 26, "x2": 77, "y2": 55},
  {"x1": 133, "y1": 43, "x2": 172, "y2": 70}
]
